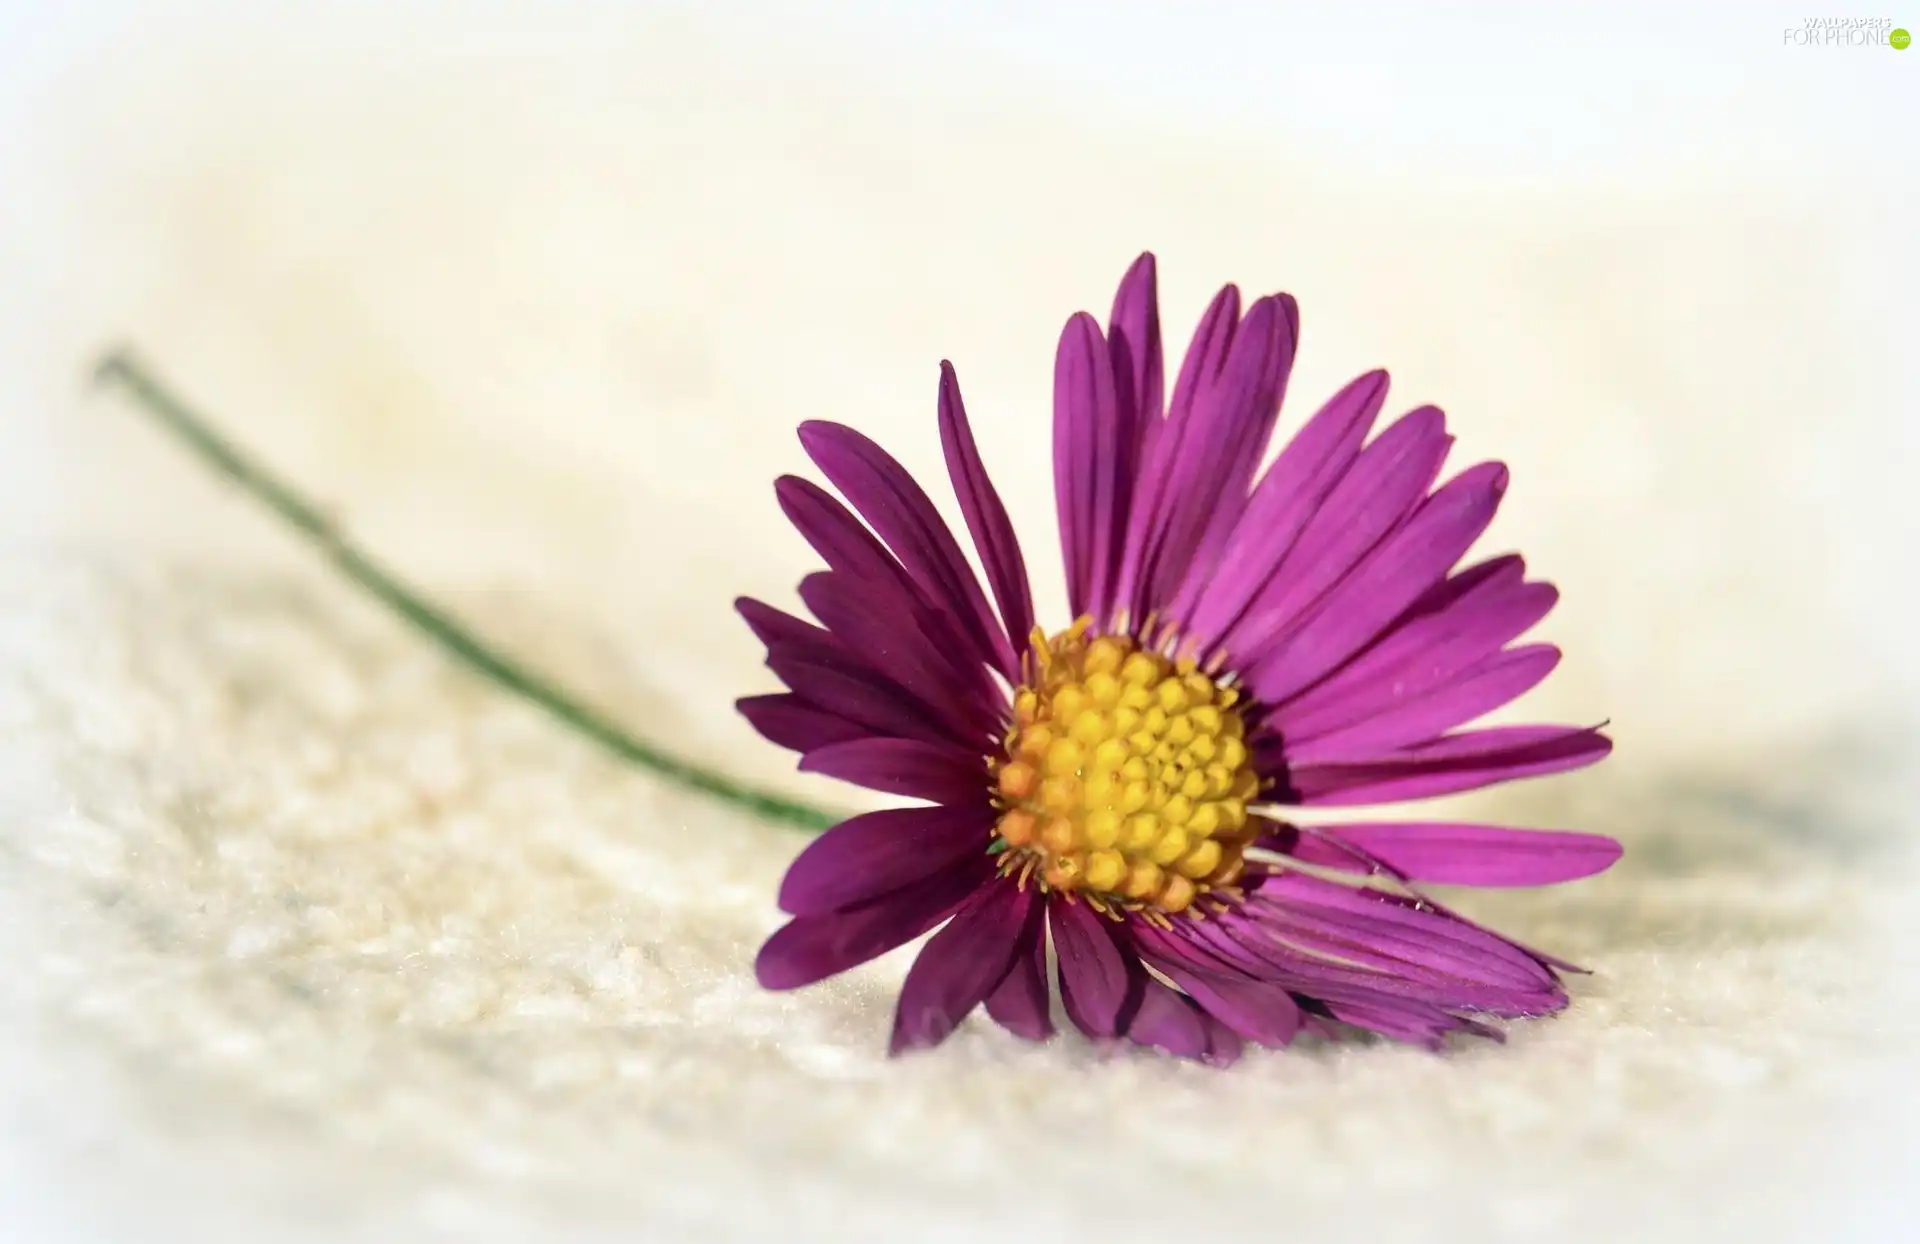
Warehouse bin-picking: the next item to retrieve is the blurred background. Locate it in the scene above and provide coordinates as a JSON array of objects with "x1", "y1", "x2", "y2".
[{"x1": 1, "y1": 2, "x2": 1915, "y2": 1240}]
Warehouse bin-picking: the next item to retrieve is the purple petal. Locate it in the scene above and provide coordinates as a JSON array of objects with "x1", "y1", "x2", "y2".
[
  {"x1": 938, "y1": 361, "x2": 1036, "y2": 659},
  {"x1": 1216, "y1": 405, "x2": 1452, "y2": 667},
  {"x1": 1138, "y1": 948, "x2": 1302, "y2": 1048},
  {"x1": 1272, "y1": 929, "x2": 1560, "y2": 1016},
  {"x1": 1284, "y1": 643, "x2": 1561, "y2": 762},
  {"x1": 1127, "y1": 295, "x2": 1294, "y2": 625},
  {"x1": 1052, "y1": 313, "x2": 1123, "y2": 623},
  {"x1": 1410, "y1": 552, "x2": 1529, "y2": 616},
  {"x1": 737, "y1": 595, "x2": 832, "y2": 652},
  {"x1": 1389, "y1": 888, "x2": 1589, "y2": 975},
  {"x1": 1072, "y1": 252, "x2": 1166, "y2": 626},
  {"x1": 774, "y1": 483, "x2": 1003, "y2": 710},
  {"x1": 1197, "y1": 1011, "x2": 1247, "y2": 1064},
  {"x1": 1300, "y1": 821, "x2": 1622, "y2": 887},
  {"x1": 1245, "y1": 460, "x2": 1509, "y2": 706},
  {"x1": 1271, "y1": 557, "x2": 1557, "y2": 739},
  {"x1": 767, "y1": 647, "x2": 957, "y2": 749},
  {"x1": 1322, "y1": 998, "x2": 1500, "y2": 1049},
  {"x1": 1114, "y1": 284, "x2": 1241, "y2": 622},
  {"x1": 1163, "y1": 294, "x2": 1301, "y2": 627},
  {"x1": 1288, "y1": 961, "x2": 1529, "y2": 1034},
  {"x1": 736, "y1": 693, "x2": 870, "y2": 754},
  {"x1": 891, "y1": 880, "x2": 1038, "y2": 1053},
  {"x1": 1123, "y1": 975, "x2": 1212, "y2": 1062},
  {"x1": 747, "y1": 589, "x2": 973, "y2": 748},
  {"x1": 1247, "y1": 871, "x2": 1558, "y2": 992},
  {"x1": 1387, "y1": 723, "x2": 1606, "y2": 762},
  {"x1": 984, "y1": 891, "x2": 1054, "y2": 1041},
  {"x1": 1239, "y1": 919, "x2": 1562, "y2": 1018},
  {"x1": 1051, "y1": 899, "x2": 1139, "y2": 1039},
  {"x1": 755, "y1": 855, "x2": 993, "y2": 990},
  {"x1": 1176, "y1": 881, "x2": 1561, "y2": 1015},
  {"x1": 778, "y1": 804, "x2": 996, "y2": 916},
  {"x1": 1107, "y1": 254, "x2": 1165, "y2": 479},
  {"x1": 799, "y1": 738, "x2": 990, "y2": 804},
  {"x1": 1184, "y1": 369, "x2": 1389, "y2": 653},
  {"x1": 797, "y1": 572, "x2": 925, "y2": 671},
  {"x1": 1108, "y1": 252, "x2": 1166, "y2": 428},
  {"x1": 1166, "y1": 285, "x2": 1243, "y2": 428},
  {"x1": 1257, "y1": 823, "x2": 1591, "y2": 976},
  {"x1": 776, "y1": 477, "x2": 924, "y2": 606},
  {"x1": 798, "y1": 422, "x2": 1018, "y2": 680},
  {"x1": 1123, "y1": 926, "x2": 1262, "y2": 1065},
  {"x1": 1137, "y1": 912, "x2": 1269, "y2": 976},
  {"x1": 1285, "y1": 725, "x2": 1612, "y2": 805},
  {"x1": 1259, "y1": 819, "x2": 1387, "y2": 875},
  {"x1": 796, "y1": 572, "x2": 998, "y2": 744}
]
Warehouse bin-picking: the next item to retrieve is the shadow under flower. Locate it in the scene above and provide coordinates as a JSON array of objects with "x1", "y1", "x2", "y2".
[{"x1": 1422, "y1": 723, "x2": 1917, "y2": 960}]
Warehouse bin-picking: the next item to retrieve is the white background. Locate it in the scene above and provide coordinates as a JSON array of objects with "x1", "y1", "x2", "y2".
[{"x1": 1, "y1": 2, "x2": 1915, "y2": 1241}]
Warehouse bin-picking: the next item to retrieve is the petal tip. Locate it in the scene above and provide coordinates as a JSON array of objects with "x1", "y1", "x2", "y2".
[
  {"x1": 1404, "y1": 403, "x2": 1447, "y2": 433},
  {"x1": 754, "y1": 931, "x2": 803, "y2": 990},
  {"x1": 1114, "y1": 252, "x2": 1159, "y2": 301},
  {"x1": 796, "y1": 419, "x2": 850, "y2": 455},
  {"x1": 886, "y1": 1013, "x2": 953, "y2": 1057},
  {"x1": 1276, "y1": 291, "x2": 1301, "y2": 343}
]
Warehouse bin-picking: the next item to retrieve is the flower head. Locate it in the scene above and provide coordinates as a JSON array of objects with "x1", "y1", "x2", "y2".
[{"x1": 738, "y1": 254, "x2": 1617, "y2": 1062}]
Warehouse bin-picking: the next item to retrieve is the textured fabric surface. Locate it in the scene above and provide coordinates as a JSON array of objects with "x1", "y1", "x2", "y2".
[{"x1": 3, "y1": 7, "x2": 1916, "y2": 1241}]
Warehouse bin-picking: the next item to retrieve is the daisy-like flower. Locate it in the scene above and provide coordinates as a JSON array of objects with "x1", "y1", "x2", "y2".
[{"x1": 738, "y1": 254, "x2": 1617, "y2": 1063}]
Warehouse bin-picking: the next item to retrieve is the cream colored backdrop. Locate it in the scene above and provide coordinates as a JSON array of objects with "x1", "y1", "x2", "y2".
[{"x1": 2, "y1": 3, "x2": 1915, "y2": 1240}]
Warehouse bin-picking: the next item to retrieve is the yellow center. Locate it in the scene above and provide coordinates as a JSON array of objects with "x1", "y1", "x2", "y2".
[{"x1": 992, "y1": 621, "x2": 1261, "y2": 917}]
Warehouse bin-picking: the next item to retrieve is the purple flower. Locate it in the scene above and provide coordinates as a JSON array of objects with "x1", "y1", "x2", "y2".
[{"x1": 738, "y1": 254, "x2": 1618, "y2": 1063}]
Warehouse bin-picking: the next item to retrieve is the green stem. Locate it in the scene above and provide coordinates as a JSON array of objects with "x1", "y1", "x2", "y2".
[{"x1": 91, "y1": 348, "x2": 838, "y2": 834}]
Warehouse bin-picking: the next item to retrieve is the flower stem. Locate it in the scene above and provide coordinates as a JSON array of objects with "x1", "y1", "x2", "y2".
[{"x1": 90, "y1": 348, "x2": 839, "y2": 834}]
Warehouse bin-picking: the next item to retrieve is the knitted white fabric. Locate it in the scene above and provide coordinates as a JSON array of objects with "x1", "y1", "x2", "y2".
[{"x1": 2, "y1": 7, "x2": 1915, "y2": 1241}]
